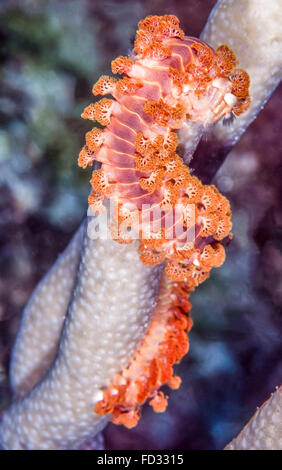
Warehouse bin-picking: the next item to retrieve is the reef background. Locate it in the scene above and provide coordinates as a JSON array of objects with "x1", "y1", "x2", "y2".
[{"x1": 0, "y1": 0, "x2": 281, "y2": 450}]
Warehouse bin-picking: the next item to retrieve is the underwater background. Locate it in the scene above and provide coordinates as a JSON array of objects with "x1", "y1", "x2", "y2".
[{"x1": 0, "y1": 0, "x2": 281, "y2": 450}]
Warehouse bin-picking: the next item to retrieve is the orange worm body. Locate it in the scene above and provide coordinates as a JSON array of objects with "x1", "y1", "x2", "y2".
[
  {"x1": 78, "y1": 15, "x2": 250, "y2": 427},
  {"x1": 79, "y1": 14, "x2": 249, "y2": 286}
]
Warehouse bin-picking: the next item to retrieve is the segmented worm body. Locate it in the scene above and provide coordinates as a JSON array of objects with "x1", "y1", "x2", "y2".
[
  {"x1": 79, "y1": 15, "x2": 250, "y2": 427},
  {"x1": 79, "y1": 14, "x2": 249, "y2": 286}
]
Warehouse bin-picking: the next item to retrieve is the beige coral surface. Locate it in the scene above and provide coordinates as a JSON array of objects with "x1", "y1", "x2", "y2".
[
  {"x1": 201, "y1": 0, "x2": 282, "y2": 147},
  {"x1": 0, "y1": 217, "x2": 162, "y2": 449},
  {"x1": 225, "y1": 386, "x2": 282, "y2": 450}
]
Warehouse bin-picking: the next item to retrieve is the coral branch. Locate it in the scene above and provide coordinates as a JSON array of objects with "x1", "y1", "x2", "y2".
[
  {"x1": 0, "y1": 218, "x2": 162, "y2": 449},
  {"x1": 189, "y1": 0, "x2": 282, "y2": 182},
  {"x1": 225, "y1": 386, "x2": 282, "y2": 450},
  {"x1": 10, "y1": 222, "x2": 84, "y2": 398}
]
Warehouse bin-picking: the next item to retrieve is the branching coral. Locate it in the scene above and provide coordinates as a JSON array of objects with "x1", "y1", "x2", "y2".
[
  {"x1": 10, "y1": 223, "x2": 85, "y2": 398},
  {"x1": 190, "y1": 0, "x2": 282, "y2": 181},
  {"x1": 225, "y1": 386, "x2": 282, "y2": 450},
  {"x1": 0, "y1": 218, "x2": 162, "y2": 449},
  {"x1": 0, "y1": 0, "x2": 281, "y2": 450}
]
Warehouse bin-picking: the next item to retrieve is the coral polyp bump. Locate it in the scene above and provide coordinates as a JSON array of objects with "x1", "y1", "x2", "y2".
[{"x1": 79, "y1": 15, "x2": 250, "y2": 427}]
